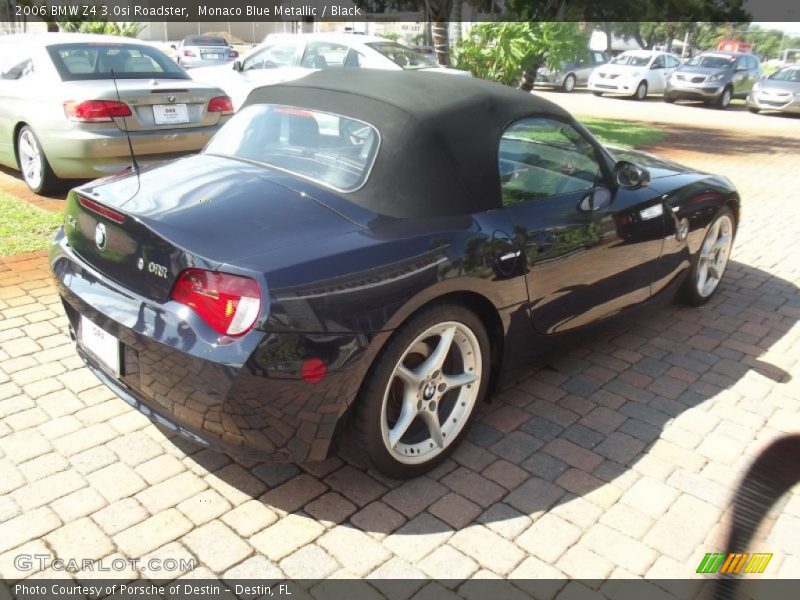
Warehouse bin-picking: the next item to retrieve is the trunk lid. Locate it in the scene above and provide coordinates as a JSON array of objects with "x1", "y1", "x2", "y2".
[
  {"x1": 61, "y1": 78, "x2": 226, "y2": 132},
  {"x1": 65, "y1": 155, "x2": 362, "y2": 302}
]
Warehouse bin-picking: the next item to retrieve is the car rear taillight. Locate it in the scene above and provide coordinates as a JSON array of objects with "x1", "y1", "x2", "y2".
[
  {"x1": 208, "y1": 96, "x2": 234, "y2": 115},
  {"x1": 77, "y1": 195, "x2": 126, "y2": 224},
  {"x1": 64, "y1": 100, "x2": 132, "y2": 123},
  {"x1": 183, "y1": 49, "x2": 196, "y2": 57},
  {"x1": 171, "y1": 269, "x2": 261, "y2": 336},
  {"x1": 229, "y1": 50, "x2": 239, "y2": 59}
]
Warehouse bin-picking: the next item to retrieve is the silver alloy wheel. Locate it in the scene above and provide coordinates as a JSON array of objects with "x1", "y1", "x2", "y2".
[
  {"x1": 563, "y1": 74, "x2": 576, "y2": 93},
  {"x1": 696, "y1": 214, "x2": 734, "y2": 298},
  {"x1": 18, "y1": 130, "x2": 43, "y2": 190},
  {"x1": 635, "y1": 82, "x2": 647, "y2": 100},
  {"x1": 719, "y1": 88, "x2": 732, "y2": 108},
  {"x1": 380, "y1": 321, "x2": 481, "y2": 465}
]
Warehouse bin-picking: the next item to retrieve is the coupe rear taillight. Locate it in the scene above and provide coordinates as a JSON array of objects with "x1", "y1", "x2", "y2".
[
  {"x1": 208, "y1": 96, "x2": 234, "y2": 115},
  {"x1": 229, "y1": 50, "x2": 239, "y2": 59},
  {"x1": 171, "y1": 269, "x2": 261, "y2": 336},
  {"x1": 64, "y1": 100, "x2": 132, "y2": 123},
  {"x1": 77, "y1": 195, "x2": 126, "y2": 224},
  {"x1": 183, "y1": 49, "x2": 196, "y2": 57}
]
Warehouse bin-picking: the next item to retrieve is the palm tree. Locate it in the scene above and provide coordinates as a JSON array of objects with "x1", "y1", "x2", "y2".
[{"x1": 426, "y1": 0, "x2": 453, "y2": 66}]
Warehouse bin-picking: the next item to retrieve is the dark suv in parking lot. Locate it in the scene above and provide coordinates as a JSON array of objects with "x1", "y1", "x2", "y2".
[{"x1": 664, "y1": 51, "x2": 761, "y2": 108}]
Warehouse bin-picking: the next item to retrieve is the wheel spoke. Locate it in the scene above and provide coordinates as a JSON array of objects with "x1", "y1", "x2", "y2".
[
  {"x1": 415, "y1": 326, "x2": 456, "y2": 378},
  {"x1": 420, "y1": 410, "x2": 444, "y2": 449},
  {"x1": 442, "y1": 371, "x2": 478, "y2": 390},
  {"x1": 396, "y1": 365, "x2": 419, "y2": 386},
  {"x1": 388, "y1": 394, "x2": 418, "y2": 449}
]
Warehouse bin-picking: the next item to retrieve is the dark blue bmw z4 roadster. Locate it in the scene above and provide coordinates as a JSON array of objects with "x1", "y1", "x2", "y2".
[{"x1": 51, "y1": 70, "x2": 739, "y2": 478}]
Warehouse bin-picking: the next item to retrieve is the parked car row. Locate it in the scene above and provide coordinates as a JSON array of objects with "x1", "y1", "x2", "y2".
[
  {"x1": 548, "y1": 48, "x2": 780, "y2": 112},
  {"x1": 0, "y1": 32, "x2": 466, "y2": 193}
]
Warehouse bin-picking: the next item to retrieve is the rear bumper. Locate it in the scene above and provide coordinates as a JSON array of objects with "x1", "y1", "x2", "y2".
[
  {"x1": 40, "y1": 122, "x2": 227, "y2": 179},
  {"x1": 49, "y1": 231, "x2": 379, "y2": 463},
  {"x1": 747, "y1": 92, "x2": 800, "y2": 113}
]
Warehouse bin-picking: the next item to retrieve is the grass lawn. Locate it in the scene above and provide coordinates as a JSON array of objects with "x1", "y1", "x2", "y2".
[
  {"x1": 579, "y1": 117, "x2": 667, "y2": 148},
  {"x1": 0, "y1": 192, "x2": 63, "y2": 257}
]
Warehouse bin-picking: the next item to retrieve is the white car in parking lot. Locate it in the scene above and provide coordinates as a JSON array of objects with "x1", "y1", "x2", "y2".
[
  {"x1": 588, "y1": 50, "x2": 681, "y2": 100},
  {"x1": 190, "y1": 33, "x2": 469, "y2": 110}
]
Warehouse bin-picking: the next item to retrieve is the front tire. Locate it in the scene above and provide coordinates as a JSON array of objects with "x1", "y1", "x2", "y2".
[
  {"x1": 716, "y1": 86, "x2": 732, "y2": 109},
  {"x1": 633, "y1": 81, "x2": 648, "y2": 101},
  {"x1": 561, "y1": 73, "x2": 576, "y2": 93},
  {"x1": 352, "y1": 303, "x2": 491, "y2": 479},
  {"x1": 681, "y1": 207, "x2": 736, "y2": 306},
  {"x1": 17, "y1": 125, "x2": 60, "y2": 194}
]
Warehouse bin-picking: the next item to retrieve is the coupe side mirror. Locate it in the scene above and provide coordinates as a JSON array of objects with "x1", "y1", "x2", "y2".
[
  {"x1": 233, "y1": 60, "x2": 243, "y2": 72},
  {"x1": 614, "y1": 161, "x2": 651, "y2": 189}
]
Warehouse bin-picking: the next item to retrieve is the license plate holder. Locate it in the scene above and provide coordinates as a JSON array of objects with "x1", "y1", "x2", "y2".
[
  {"x1": 79, "y1": 315, "x2": 120, "y2": 376},
  {"x1": 153, "y1": 103, "x2": 189, "y2": 125}
]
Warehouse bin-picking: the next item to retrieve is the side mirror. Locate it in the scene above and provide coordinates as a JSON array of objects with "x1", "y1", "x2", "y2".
[
  {"x1": 170, "y1": 44, "x2": 177, "y2": 50},
  {"x1": 614, "y1": 161, "x2": 651, "y2": 189},
  {"x1": 233, "y1": 60, "x2": 243, "y2": 72}
]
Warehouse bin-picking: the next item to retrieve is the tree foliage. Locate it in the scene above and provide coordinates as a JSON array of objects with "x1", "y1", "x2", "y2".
[
  {"x1": 57, "y1": 21, "x2": 144, "y2": 37},
  {"x1": 453, "y1": 22, "x2": 586, "y2": 90}
]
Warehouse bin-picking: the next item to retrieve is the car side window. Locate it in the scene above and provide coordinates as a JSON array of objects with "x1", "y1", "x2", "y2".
[
  {"x1": 499, "y1": 117, "x2": 603, "y2": 206},
  {"x1": 243, "y1": 42, "x2": 298, "y2": 70},
  {"x1": 652, "y1": 55, "x2": 666, "y2": 69},
  {"x1": 1, "y1": 58, "x2": 34, "y2": 80},
  {"x1": 665, "y1": 55, "x2": 680, "y2": 68},
  {"x1": 301, "y1": 42, "x2": 350, "y2": 69},
  {"x1": 593, "y1": 52, "x2": 606, "y2": 64}
]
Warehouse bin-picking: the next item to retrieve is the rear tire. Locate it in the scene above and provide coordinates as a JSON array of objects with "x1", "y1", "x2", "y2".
[
  {"x1": 633, "y1": 81, "x2": 648, "y2": 101},
  {"x1": 681, "y1": 207, "x2": 736, "y2": 306},
  {"x1": 17, "y1": 125, "x2": 60, "y2": 195},
  {"x1": 352, "y1": 303, "x2": 491, "y2": 479},
  {"x1": 561, "y1": 74, "x2": 576, "y2": 93}
]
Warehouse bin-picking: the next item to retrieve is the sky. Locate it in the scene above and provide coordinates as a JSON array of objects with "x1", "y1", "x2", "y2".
[{"x1": 753, "y1": 22, "x2": 800, "y2": 35}]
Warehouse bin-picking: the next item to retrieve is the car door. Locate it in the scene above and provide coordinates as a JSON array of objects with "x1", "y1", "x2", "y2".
[
  {"x1": 499, "y1": 117, "x2": 665, "y2": 335},
  {"x1": 731, "y1": 56, "x2": 751, "y2": 96},
  {"x1": 648, "y1": 54, "x2": 669, "y2": 93}
]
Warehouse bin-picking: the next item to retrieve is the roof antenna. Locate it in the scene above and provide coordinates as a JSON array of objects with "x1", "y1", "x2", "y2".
[{"x1": 110, "y1": 68, "x2": 140, "y2": 183}]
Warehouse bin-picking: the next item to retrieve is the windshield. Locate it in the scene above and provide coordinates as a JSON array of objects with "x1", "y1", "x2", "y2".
[
  {"x1": 366, "y1": 42, "x2": 437, "y2": 69},
  {"x1": 611, "y1": 54, "x2": 651, "y2": 67},
  {"x1": 688, "y1": 54, "x2": 735, "y2": 69},
  {"x1": 184, "y1": 36, "x2": 227, "y2": 46},
  {"x1": 205, "y1": 104, "x2": 380, "y2": 192},
  {"x1": 47, "y1": 43, "x2": 187, "y2": 81},
  {"x1": 769, "y1": 67, "x2": 800, "y2": 82}
]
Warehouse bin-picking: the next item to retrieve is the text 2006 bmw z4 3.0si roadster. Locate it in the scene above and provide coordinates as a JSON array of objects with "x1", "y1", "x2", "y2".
[{"x1": 51, "y1": 70, "x2": 740, "y2": 478}]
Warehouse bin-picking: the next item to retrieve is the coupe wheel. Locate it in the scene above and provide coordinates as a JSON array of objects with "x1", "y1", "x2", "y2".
[
  {"x1": 633, "y1": 81, "x2": 648, "y2": 100},
  {"x1": 353, "y1": 303, "x2": 490, "y2": 478},
  {"x1": 716, "y1": 87, "x2": 732, "y2": 109},
  {"x1": 17, "y1": 125, "x2": 60, "y2": 194},
  {"x1": 682, "y1": 207, "x2": 735, "y2": 306},
  {"x1": 561, "y1": 74, "x2": 576, "y2": 93}
]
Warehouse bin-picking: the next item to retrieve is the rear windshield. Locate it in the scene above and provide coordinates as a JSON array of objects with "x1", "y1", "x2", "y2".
[
  {"x1": 688, "y1": 54, "x2": 736, "y2": 69},
  {"x1": 366, "y1": 42, "x2": 437, "y2": 69},
  {"x1": 205, "y1": 104, "x2": 380, "y2": 192},
  {"x1": 611, "y1": 54, "x2": 651, "y2": 67},
  {"x1": 184, "y1": 36, "x2": 227, "y2": 46},
  {"x1": 47, "y1": 43, "x2": 188, "y2": 81}
]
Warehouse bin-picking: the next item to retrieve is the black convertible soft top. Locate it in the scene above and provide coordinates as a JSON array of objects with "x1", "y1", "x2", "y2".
[{"x1": 244, "y1": 70, "x2": 573, "y2": 218}]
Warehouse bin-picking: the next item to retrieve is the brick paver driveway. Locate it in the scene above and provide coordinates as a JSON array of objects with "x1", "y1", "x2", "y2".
[{"x1": 1, "y1": 103, "x2": 799, "y2": 587}]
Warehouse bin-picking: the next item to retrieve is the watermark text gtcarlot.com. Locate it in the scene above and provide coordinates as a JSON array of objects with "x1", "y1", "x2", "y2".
[{"x1": 14, "y1": 553, "x2": 195, "y2": 573}]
